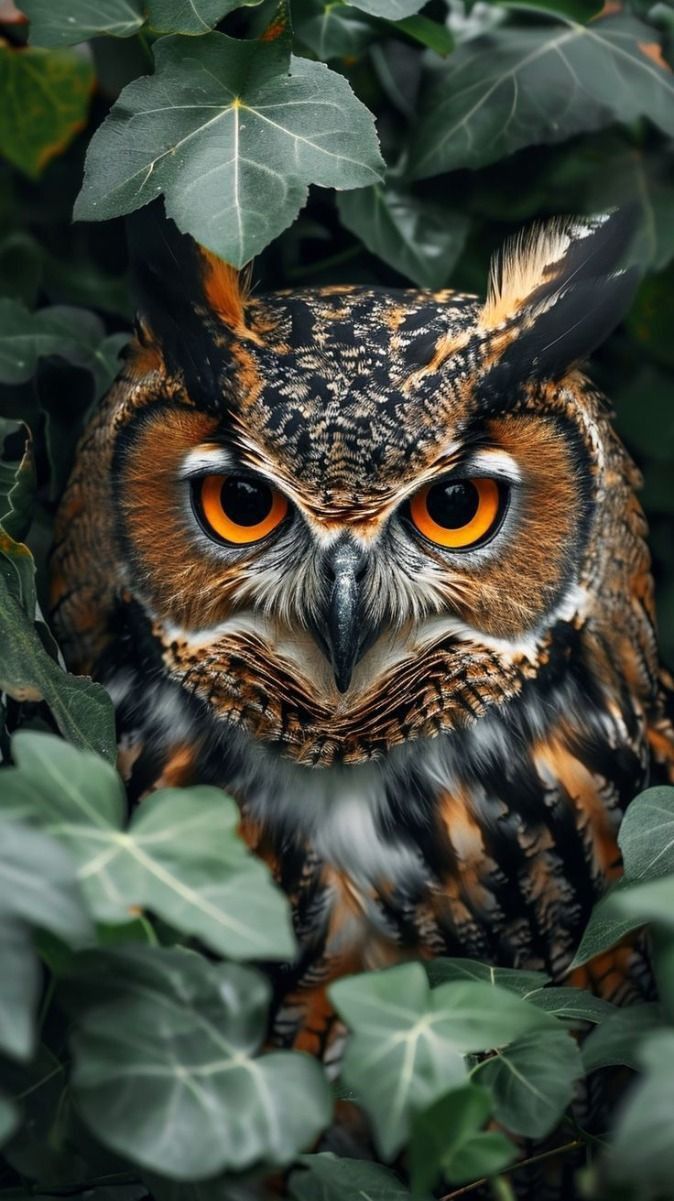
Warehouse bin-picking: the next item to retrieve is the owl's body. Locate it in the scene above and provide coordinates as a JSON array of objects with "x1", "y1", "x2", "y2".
[{"x1": 52, "y1": 209, "x2": 674, "y2": 1064}]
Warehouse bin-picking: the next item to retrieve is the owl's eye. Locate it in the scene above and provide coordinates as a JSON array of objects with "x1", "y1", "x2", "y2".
[
  {"x1": 409, "y1": 477, "x2": 505, "y2": 549},
  {"x1": 194, "y1": 474, "x2": 289, "y2": 545}
]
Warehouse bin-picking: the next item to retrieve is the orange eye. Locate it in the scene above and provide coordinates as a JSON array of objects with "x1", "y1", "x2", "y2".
[
  {"x1": 195, "y1": 474, "x2": 288, "y2": 545},
  {"x1": 409, "y1": 478, "x2": 503, "y2": 550}
]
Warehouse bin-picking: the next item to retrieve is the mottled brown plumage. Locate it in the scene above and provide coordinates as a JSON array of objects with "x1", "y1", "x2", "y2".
[{"x1": 52, "y1": 208, "x2": 674, "y2": 1094}]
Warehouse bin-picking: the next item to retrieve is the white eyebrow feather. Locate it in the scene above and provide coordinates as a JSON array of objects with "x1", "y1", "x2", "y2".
[{"x1": 179, "y1": 446, "x2": 237, "y2": 478}]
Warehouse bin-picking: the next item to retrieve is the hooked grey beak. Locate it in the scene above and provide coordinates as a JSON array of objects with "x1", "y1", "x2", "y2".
[{"x1": 316, "y1": 539, "x2": 370, "y2": 693}]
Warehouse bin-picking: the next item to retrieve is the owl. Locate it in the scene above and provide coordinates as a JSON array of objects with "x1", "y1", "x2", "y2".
[{"x1": 51, "y1": 204, "x2": 674, "y2": 1063}]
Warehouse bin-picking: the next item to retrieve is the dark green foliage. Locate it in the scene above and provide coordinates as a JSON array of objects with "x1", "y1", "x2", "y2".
[{"x1": 1, "y1": 0, "x2": 674, "y2": 1198}]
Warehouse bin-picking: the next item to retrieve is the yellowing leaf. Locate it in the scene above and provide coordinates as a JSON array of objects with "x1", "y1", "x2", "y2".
[{"x1": 0, "y1": 44, "x2": 93, "y2": 179}]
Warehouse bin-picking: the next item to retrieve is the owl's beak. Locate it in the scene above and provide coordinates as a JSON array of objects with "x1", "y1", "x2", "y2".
[{"x1": 321, "y1": 539, "x2": 368, "y2": 694}]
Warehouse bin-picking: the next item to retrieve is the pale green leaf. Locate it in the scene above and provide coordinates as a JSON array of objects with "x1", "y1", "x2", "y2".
[
  {"x1": 75, "y1": 32, "x2": 384, "y2": 266},
  {"x1": 4, "y1": 731, "x2": 296, "y2": 960},
  {"x1": 345, "y1": 0, "x2": 425, "y2": 16},
  {"x1": 330, "y1": 963, "x2": 554, "y2": 1158},
  {"x1": 600, "y1": 1030, "x2": 674, "y2": 1199},
  {"x1": 618, "y1": 786, "x2": 674, "y2": 881},
  {"x1": 410, "y1": 1084, "x2": 515, "y2": 1194},
  {"x1": 476, "y1": 1027, "x2": 583, "y2": 1138},
  {"x1": 523, "y1": 986, "x2": 615, "y2": 1024},
  {"x1": 67, "y1": 947, "x2": 332, "y2": 1179},
  {"x1": 426, "y1": 958, "x2": 550, "y2": 995}
]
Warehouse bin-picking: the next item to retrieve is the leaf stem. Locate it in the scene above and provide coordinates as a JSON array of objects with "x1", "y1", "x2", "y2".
[{"x1": 438, "y1": 1138, "x2": 585, "y2": 1200}]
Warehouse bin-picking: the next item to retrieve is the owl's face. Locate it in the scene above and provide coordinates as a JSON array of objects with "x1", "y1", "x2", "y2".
[{"x1": 53, "y1": 210, "x2": 639, "y2": 767}]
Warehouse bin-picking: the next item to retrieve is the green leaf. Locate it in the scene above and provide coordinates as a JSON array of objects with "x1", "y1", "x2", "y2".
[
  {"x1": 0, "y1": 1093, "x2": 19, "y2": 1147},
  {"x1": 330, "y1": 963, "x2": 554, "y2": 1159},
  {"x1": 66, "y1": 946, "x2": 332, "y2": 1179},
  {"x1": 426, "y1": 957, "x2": 550, "y2": 995},
  {"x1": 615, "y1": 364, "x2": 674, "y2": 464},
  {"x1": 75, "y1": 32, "x2": 384, "y2": 266},
  {"x1": 569, "y1": 882, "x2": 643, "y2": 968},
  {"x1": 410, "y1": 1084, "x2": 515, "y2": 1194},
  {"x1": 290, "y1": 1154, "x2": 413, "y2": 1201},
  {"x1": 476, "y1": 1027, "x2": 583, "y2": 1138},
  {"x1": 600, "y1": 1030, "x2": 674, "y2": 1199},
  {"x1": 0, "y1": 576, "x2": 117, "y2": 760},
  {"x1": 337, "y1": 184, "x2": 469, "y2": 289},
  {"x1": 618, "y1": 786, "x2": 674, "y2": 881},
  {"x1": 294, "y1": 0, "x2": 377, "y2": 60},
  {"x1": 0, "y1": 300, "x2": 128, "y2": 397},
  {"x1": 345, "y1": 0, "x2": 425, "y2": 16},
  {"x1": 410, "y1": 14, "x2": 674, "y2": 180},
  {"x1": 20, "y1": 0, "x2": 144, "y2": 45},
  {"x1": 0, "y1": 419, "x2": 35, "y2": 544},
  {"x1": 0, "y1": 817, "x2": 92, "y2": 1060},
  {"x1": 0, "y1": 44, "x2": 93, "y2": 179},
  {"x1": 495, "y1": 0, "x2": 603, "y2": 19},
  {"x1": 3, "y1": 731, "x2": 296, "y2": 960},
  {"x1": 146, "y1": 1, "x2": 265, "y2": 36},
  {"x1": 523, "y1": 986, "x2": 615, "y2": 1024},
  {"x1": 582, "y1": 1002, "x2": 662, "y2": 1073},
  {"x1": 392, "y1": 15, "x2": 454, "y2": 56}
]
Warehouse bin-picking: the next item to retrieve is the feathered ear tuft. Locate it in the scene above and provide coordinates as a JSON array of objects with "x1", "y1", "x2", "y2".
[
  {"x1": 126, "y1": 199, "x2": 250, "y2": 399},
  {"x1": 481, "y1": 209, "x2": 640, "y2": 381}
]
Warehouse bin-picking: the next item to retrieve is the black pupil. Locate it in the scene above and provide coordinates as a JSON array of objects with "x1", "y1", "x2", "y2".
[
  {"x1": 426, "y1": 480, "x2": 480, "y2": 529},
  {"x1": 221, "y1": 477, "x2": 273, "y2": 527}
]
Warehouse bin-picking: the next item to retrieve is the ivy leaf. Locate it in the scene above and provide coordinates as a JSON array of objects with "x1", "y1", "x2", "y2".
[
  {"x1": 0, "y1": 576, "x2": 117, "y2": 760},
  {"x1": 345, "y1": 0, "x2": 425, "y2": 16},
  {"x1": 523, "y1": 987, "x2": 615, "y2": 1025},
  {"x1": 65, "y1": 946, "x2": 332, "y2": 1179},
  {"x1": 3, "y1": 731, "x2": 296, "y2": 960},
  {"x1": 426, "y1": 958, "x2": 550, "y2": 995},
  {"x1": 146, "y1": 1, "x2": 265, "y2": 36},
  {"x1": 0, "y1": 300, "x2": 128, "y2": 398},
  {"x1": 410, "y1": 1084, "x2": 515, "y2": 1194},
  {"x1": 294, "y1": 0, "x2": 377, "y2": 61},
  {"x1": 0, "y1": 44, "x2": 93, "y2": 179},
  {"x1": 0, "y1": 419, "x2": 35, "y2": 545},
  {"x1": 0, "y1": 817, "x2": 92, "y2": 1060},
  {"x1": 410, "y1": 14, "x2": 674, "y2": 180},
  {"x1": 582, "y1": 1003, "x2": 662, "y2": 1073},
  {"x1": 330, "y1": 963, "x2": 554, "y2": 1159},
  {"x1": 599, "y1": 1031, "x2": 674, "y2": 1199},
  {"x1": 75, "y1": 32, "x2": 384, "y2": 266},
  {"x1": 476, "y1": 1028, "x2": 583, "y2": 1138},
  {"x1": 337, "y1": 184, "x2": 469, "y2": 290},
  {"x1": 19, "y1": 0, "x2": 144, "y2": 45},
  {"x1": 569, "y1": 880, "x2": 644, "y2": 968},
  {"x1": 617, "y1": 786, "x2": 674, "y2": 881},
  {"x1": 290, "y1": 1154, "x2": 413, "y2": 1201}
]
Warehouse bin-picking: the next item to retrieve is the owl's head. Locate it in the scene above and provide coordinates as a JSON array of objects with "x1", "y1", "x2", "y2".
[{"x1": 53, "y1": 206, "x2": 642, "y2": 767}]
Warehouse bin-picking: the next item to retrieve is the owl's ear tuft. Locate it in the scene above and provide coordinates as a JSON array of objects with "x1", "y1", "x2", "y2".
[
  {"x1": 126, "y1": 200, "x2": 249, "y2": 399},
  {"x1": 481, "y1": 209, "x2": 639, "y2": 380}
]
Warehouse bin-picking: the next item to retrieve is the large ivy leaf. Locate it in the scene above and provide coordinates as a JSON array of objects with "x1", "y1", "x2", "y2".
[
  {"x1": 0, "y1": 576, "x2": 117, "y2": 760},
  {"x1": 3, "y1": 731, "x2": 296, "y2": 960},
  {"x1": 75, "y1": 32, "x2": 384, "y2": 266},
  {"x1": 0, "y1": 817, "x2": 92, "y2": 1061},
  {"x1": 426, "y1": 958, "x2": 550, "y2": 995},
  {"x1": 476, "y1": 1027, "x2": 583, "y2": 1138},
  {"x1": 290, "y1": 1154, "x2": 413, "y2": 1201},
  {"x1": 146, "y1": 1, "x2": 265, "y2": 36},
  {"x1": 600, "y1": 1031, "x2": 674, "y2": 1199},
  {"x1": 0, "y1": 44, "x2": 93, "y2": 179},
  {"x1": 410, "y1": 14, "x2": 674, "y2": 180},
  {"x1": 337, "y1": 184, "x2": 469, "y2": 290},
  {"x1": 65, "y1": 946, "x2": 332, "y2": 1179},
  {"x1": 330, "y1": 963, "x2": 554, "y2": 1159},
  {"x1": 582, "y1": 1002, "x2": 662, "y2": 1073},
  {"x1": 409, "y1": 1084, "x2": 515, "y2": 1194},
  {"x1": 20, "y1": 0, "x2": 145, "y2": 44},
  {"x1": 618, "y1": 786, "x2": 674, "y2": 881}
]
